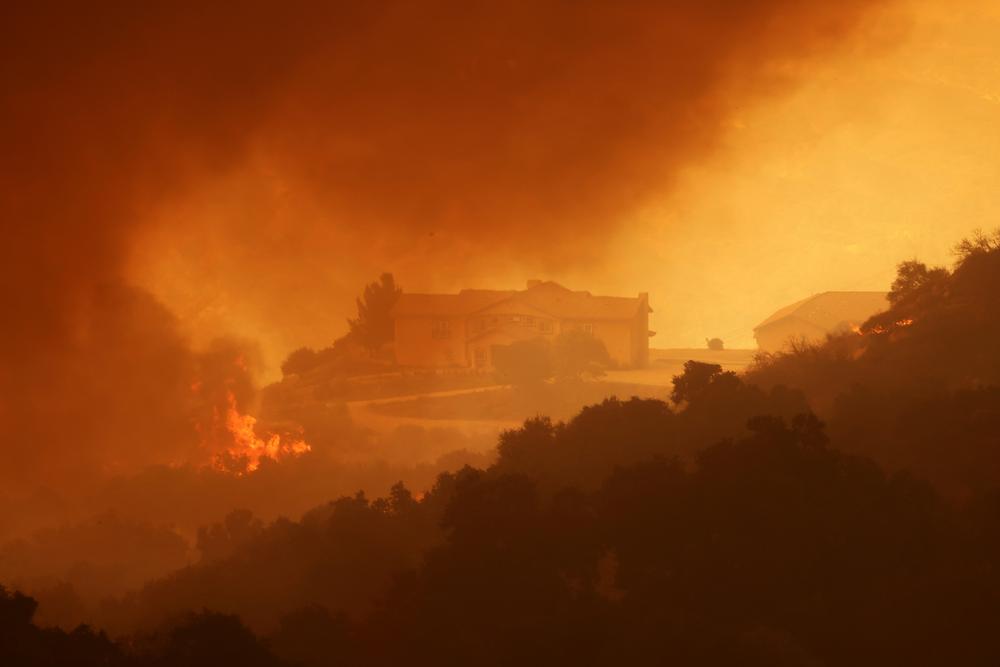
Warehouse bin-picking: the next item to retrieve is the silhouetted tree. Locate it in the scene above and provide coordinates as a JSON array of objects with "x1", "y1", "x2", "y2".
[
  {"x1": 599, "y1": 413, "x2": 964, "y2": 665},
  {"x1": 749, "y1": 229, "x2": 1000, "y2": 495},
  {"x1": 347, "y1": 273, "x2": 402, "y2": 353},
  {"x1": 706, "y1": 337, "x2": 724, "y2": 351},
  {"x1": 886, "y1": 259, "x2": 949, "y2": 310},
  {"x1": 280, "y1": 347, "x2": 319, "y2": 376},
  {"x1": 29, "y1": 227, "x2": 1000, "y2": 666},
  {"x1": 154, "y1": 611, "x2": 283, "y2": 667},
  {"x1": 954, "y1": 227, "x2": 1000, "y2": 259},
  {"x1": 671, "y1": 360, "x2": 724, "y2": 404},
  {"x1": 0, "y1": 586, "x2": 125, "y2": 666},
  {"x1": 196, "y1": 509, "x2": 264, "y2": 562},
  {"x1": 25, "y1": 374, "x2": 1000, "y2": 666},
  {"x1": 269, "y1": 605, "x2": 355, "y2": 667}
]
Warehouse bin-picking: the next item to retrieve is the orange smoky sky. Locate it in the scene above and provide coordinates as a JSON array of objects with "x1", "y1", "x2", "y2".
[
  {"x1": 125, "y1": 0, "x2": 1000, "y2": 369},
  {"x1": 3, "y1": 0, "x2": 993, "y2": 489}
]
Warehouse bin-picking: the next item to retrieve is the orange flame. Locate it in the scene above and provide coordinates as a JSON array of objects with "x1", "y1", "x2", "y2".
[
  {"x1": 213, "y1": 391, "x2": 310, "y2": 474},
  {"x1": 861, "y1": 317, "x2": 915, "y2": 337}
]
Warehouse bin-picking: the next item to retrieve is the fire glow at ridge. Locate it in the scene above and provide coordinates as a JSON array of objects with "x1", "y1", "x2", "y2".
[{"x1": 217, "y1": 391, "x2": 311, "y2": 474}]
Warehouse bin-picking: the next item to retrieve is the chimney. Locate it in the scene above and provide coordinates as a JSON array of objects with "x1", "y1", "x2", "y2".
[{"x1": 526, "y1": 279, "x2": 542, "y2": 289}]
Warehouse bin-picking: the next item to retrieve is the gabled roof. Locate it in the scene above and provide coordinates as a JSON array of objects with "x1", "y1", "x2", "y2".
[
  {"x1": 391, "y1": 281, "x2": 649, "y2": 321},
  {"x1": 754, "y1": 291, "x2": 888, "y2": 333},
  {"x1": 390, "y1": 290, "x2": 513, "y2": 317},
  {"x1": 511, "y1": 282, "x2": 648, "y2": 320}
]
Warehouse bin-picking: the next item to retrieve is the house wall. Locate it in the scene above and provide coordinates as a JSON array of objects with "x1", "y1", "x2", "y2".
[
  {"x1": 591, "y1": 320, "x2": 633, "y2": 367},
  {"x1": 394, "y1": 316, "x2": 469, "y2": 367},
  {"x1": 466, "y1": 302, "x2": 558, "y2": 370},
  {"x1": 465, "y1": 327, "x2": 540, "y2": 370},
  {"x1": 471, "y1": 302, "x2": 556, "y2": 337},
  {"x1": 393, "y1": 296, "x2": 652, "y2": 369},
  {"x1": 631, "y1": 299, "x2": 650, "y2": 367}
]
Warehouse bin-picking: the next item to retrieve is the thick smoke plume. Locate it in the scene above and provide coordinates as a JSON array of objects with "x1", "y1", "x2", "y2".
[{"x1": 0, "y1": 2, "x2": 890, "y2": 510}]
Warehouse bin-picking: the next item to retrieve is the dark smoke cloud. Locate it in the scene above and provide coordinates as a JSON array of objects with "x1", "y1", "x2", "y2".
[
  {"x1": 0, "y1": 2, "x2": 891, "y2": 505},
  {"x1": 264, "y1": 1, "x2": 886, "y2": 247}
]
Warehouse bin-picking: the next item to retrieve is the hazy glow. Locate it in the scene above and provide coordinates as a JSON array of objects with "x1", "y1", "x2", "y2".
[
  {"x1": 611, "y1": 0, "x2": 1000, "y2": 348},
  {"x1": 128, "y1": 0, "x2": 1000, "y2": 371}
]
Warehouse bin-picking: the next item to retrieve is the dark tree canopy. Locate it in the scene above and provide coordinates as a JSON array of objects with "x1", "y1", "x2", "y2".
[
  {"x1": 156, "y1": 611, "x2": 282, "y2": 667},
  {"x1": 11, "y1": 230, "x2": 1000, "y2": 667},
  {"x1": 1, "y1": 586, "x2": 287, "y2": 666},
  {"x1": 887, "y1": 259, "x2": 949, "y2": 309},
  {"x1": 280, "y1": 346, "x2": 318, "y2": 376},
  {"x1": 671, "y1": 360, "x2": 726, "y2": 404},
  {"x1": 954, "y1": 228, "x2": 1000, "y2": 259}
]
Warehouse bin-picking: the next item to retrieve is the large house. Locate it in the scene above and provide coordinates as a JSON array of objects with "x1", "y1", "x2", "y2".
[
  {"x1": 391, "y1": 281, "x2": 653, "y2": 370},
  {"x1": 754, "y1": 291, "x2": 888, "y2": 352}
]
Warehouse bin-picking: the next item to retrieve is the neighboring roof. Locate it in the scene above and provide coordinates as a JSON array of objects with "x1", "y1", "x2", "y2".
[
  {"x1": 391, "y1": 281, "x2": 649, "y2": 320},
  {"x1": 754, "y1": 291, "x2": 888, "y2": 333}
]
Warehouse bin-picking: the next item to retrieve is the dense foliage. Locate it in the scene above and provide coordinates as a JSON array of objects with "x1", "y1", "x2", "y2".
[
  {"x1": 748, "y1": 229, "x2": 1000, "y2": 496},
  {"x1": 7, "y1": 233, "x2": 1000, "y2": 665}
]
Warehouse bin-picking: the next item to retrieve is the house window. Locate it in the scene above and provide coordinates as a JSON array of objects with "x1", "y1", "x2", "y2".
[
  {"x1": 432, "y1": 319, "x2": 451, "y2": 339},
  {"x1": 524, "y1": 316, "x2": 535, "y2": 327},
  {"x1": 539, "y1": 320, "x2": 553, "y2": 334},
  {"x1": 579, "y1": 323, "x2": 594, "y2": 334},
  {"x1": 474, "y1": 347, "x2": 488, "y2": 368}
]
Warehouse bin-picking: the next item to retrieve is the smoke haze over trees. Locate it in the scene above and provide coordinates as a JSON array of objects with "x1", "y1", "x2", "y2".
[
  {"x1": 0, "y1": 0, "x2": 897, "y2": 510},
  {"x1": 6, "y1": 0, "x2": 1000, "y2": 662},
  {"x1": 6, "y1": 231, "x2": 1000, "y2": 664}
]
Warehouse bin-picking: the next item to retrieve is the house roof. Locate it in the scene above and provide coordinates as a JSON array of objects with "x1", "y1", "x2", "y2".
[
  {"x1": 390, "y1": 291, "x2": 513, "y2": 317},
  {"x1": 754, "y1": 291, "x2": 888, "y2": 333},
  {"x1": 391, "y1": 281, "x2": 649, "y2": 321}
]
